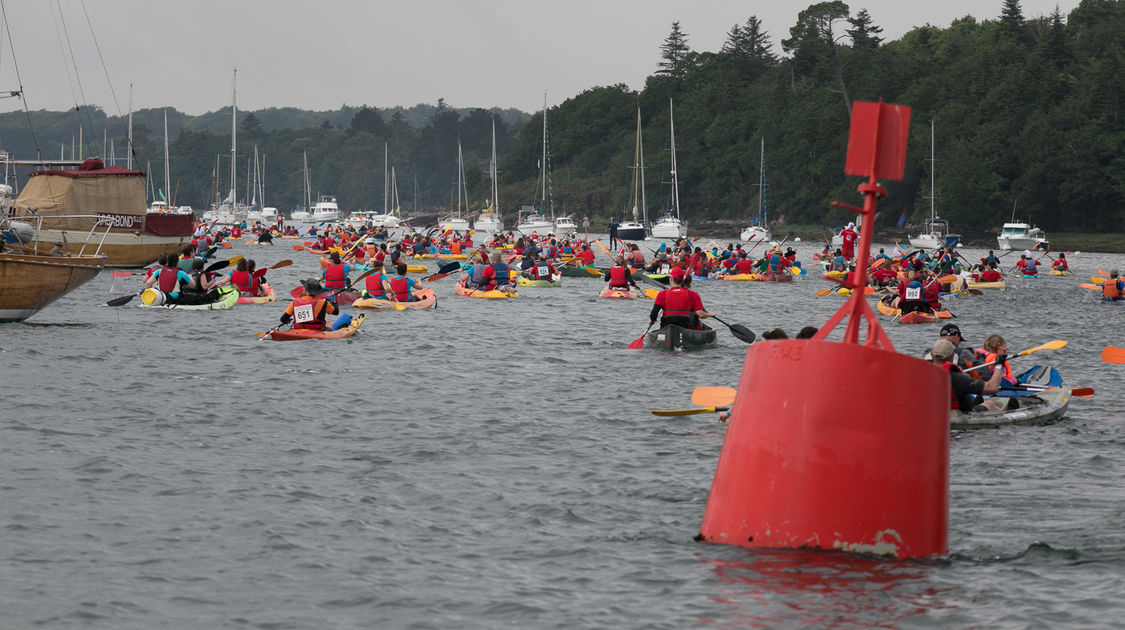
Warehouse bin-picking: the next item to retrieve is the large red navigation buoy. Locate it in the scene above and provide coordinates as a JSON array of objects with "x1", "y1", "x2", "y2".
[{"x1": 697, "y1": 102, "x2": 951, "y2": 558}]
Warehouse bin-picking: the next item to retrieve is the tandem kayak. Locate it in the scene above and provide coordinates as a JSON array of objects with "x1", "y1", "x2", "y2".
[
  {"x1": 353, "y1": 288, "x2": 437, "y2": 310},
  {"x1": 140, "y1": 285, "x2": 239, "y2": 310},
  {"x1": 268, "y1": 314, "x2": 366, "y2": 341},
  {"x1": 600, "y1": 287, "x2": 639, "y2": 299},
  {"x1": 950, "y1": 385, "x2": 1070, "y2": 430},
  {"x1": 454, "y1": 283, "x2": 517, "y2": 298},
  {"x1": 236, "y1": 285, "x2": 277, "y2": 305},
  {"x1": 645, "y1": 324, "x2": 717, "y2": 351}
]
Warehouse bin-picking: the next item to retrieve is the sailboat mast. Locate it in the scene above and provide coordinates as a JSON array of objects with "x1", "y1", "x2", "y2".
[
  {"x1": 540, "y1": 92, "x2": 548, "y2": 219},
  {"x1": 303, "y1": 151, "x2": 311, "y2": 210},
  {"x1": 126, "y1": 84, "x2": 133, "y2": 169},
  {"x1": 456, "y1": 140, "x2": 464, "y2": 219},
  {"x1": 669, "y1": 99, "x2": 679, "y2": 220},
  {"x1": 638, "y1": 109, "x2": 647, "y2": 225},
  {"x1": 163, "y1": 109, "x2": 170, "y2": 206},
  {"x1": 758, "y1": 138, "x2": 765, "y2": 225},
  {"x1": 491, "y1": 118, "x2": 499, "y2": 220},
  {"x1": 929, "y1": 119, "x2": 935, "y2": 225},
  {"x1": 229, "y1": 69, "x2": 238, "y2": 205},
  {"x1": 383, "y1": 143, "x2": 389, "y2": 214}
]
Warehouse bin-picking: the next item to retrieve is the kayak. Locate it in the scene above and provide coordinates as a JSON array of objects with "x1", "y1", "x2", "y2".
[
  {"x1": 559, "y1": 264, "x2": 602, "y2": 278},
  {"x1": 268, "y1": 314, "x2": 366, "y2": 341},
  {"x1": 721, "y1": 273, "x2": 761, "y2": 282},
  {"x1": 1104, "y1": 297, "x2": 1125, "y2": 305},
  {"x1": 1048, "y1": 269, "x2": 1074, "y2": 276},
  {"x1": 235, "y1": 284, "x2": 277, "y2": 305},
  {"x1": 899, "y1": 311, "x2": 940, "y2": 325},
  {"x1": 319, "y1": 257, "x2": 427, "y2": 274},
  {"x1": 353, "y1": 288, "x2": 437, "y2": 310},
  {"x1": 140, "y1": 285, "x2": 239, "y2": 310},
  {"x1": 437, "y1": 253, "x2": 468, "y2": 260},
  {"x1": 600, "y1": 287, "x2": 638, "y2": 299},
  {"x1": 288, "y1": 286, "x2": 361, "y2": 306},
  {"x1": 965, "y1": 278, "x2": 1007, "y2": 290},
  {"x1": 454, "y1": 283, "x2": 517, "y2": 299},
  {"x1": 515, "y1": 275, "x2": 561, "y2": 287},
  {"x1": 646, "y1": 324, "x2": 717, "y2": 351},
  {"x1": 950, "y1": 385, "x2": 1070, "y2": 430}
]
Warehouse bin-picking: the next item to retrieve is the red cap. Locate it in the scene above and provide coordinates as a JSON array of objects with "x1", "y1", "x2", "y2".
[{"x1": 669, "y1": 268, "x2": 686, "y2": 281}]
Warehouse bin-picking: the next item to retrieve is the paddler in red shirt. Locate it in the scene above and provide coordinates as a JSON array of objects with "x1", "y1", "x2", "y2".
[{"x1": 649, "y1": 268, "x2": 714, "y2": 329}]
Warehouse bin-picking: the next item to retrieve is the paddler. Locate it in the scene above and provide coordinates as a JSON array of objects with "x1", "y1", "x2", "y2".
[
  {"x1": 649, "y1": 268, "x2": 714, "y2": 329},
  {"x1": 605, "y1": 255, "x2": 641, "y2": 292},
  {"x1": 1103, "y1": 269, "x2": 1124, "y2": 301},
  {"x1": 225, "y1": 258, "x2": 263, "y2": 296},
  {"x1": 978, "y1": 334, "x2": 1017, "y2": 388},
  {"x1": 322, "y1": 251, "x2": 351, "y2": 295},
  {"x1": 526, "y1": 251, "x2": 559, "y2": 282},
  {"x1": 389, "y1": 262, "x2": 421, "y2": 302},
  {"x1": 483, "y1": 251, "x2": 515, "y2": 294},
  {"x1": 359, "y1": 259, "x2": 392, "y2": 300},
  {"x1": 145, "y1": 252, "x2": 194, "y2": 302},
  {"x1": 280, "y1": 288, "x2": 340, "y2": 331},
  {"x1": 461, "y1": 253, "x2": 489, "y2": 289},
  {"x1": 922, "y1": 324, "x2": 978, "y2": 372},
  {"x1": 931, "y1": 339, "x2": 1006, "y2": 412},
  {"x1": 839, "y1": 222, "x2": 858, "y2": 261},
  {"x1": 1051, "y1": 252, "x2": 1069, "y2": 272},
  {"x1": 179, "y1": 258, "x2": 220, "y2": 304}
]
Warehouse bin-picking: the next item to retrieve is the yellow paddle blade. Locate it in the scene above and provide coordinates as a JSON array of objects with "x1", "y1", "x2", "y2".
[
  {"x1": 1100, "y1": 346, "x2": 1125, "y2": 364},
  {"x1": 651, "y1": 407, "x2": 722, "y2": 417},
  {"x1": 692, "y1": 386, "x2": 737, "y2": 407},
  {"x1": 643, "y1": 288, "x2": 659, "y2": 299},
  {"x1": 938, "y1": 274, "x2": 957, "y2": 284},
  {"x1": 395, "y1": 303, "x2": 406, "y2": 311},
  {"x1": 1018, "y1": 340, "x2": 1067, "y2": 356},
  {"x1": 1092, "y1": 276, "x2": 1106, "y2": 283}
]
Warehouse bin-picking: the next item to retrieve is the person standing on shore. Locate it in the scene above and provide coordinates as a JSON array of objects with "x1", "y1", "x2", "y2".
[{"x1": 608, "y1": 217, "x2": 620, "y2": 249}]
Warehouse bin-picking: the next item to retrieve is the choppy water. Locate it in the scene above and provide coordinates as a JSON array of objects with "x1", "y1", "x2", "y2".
[{"x1": 3, "y1": 237, "x2": 1125, "y2": 629}]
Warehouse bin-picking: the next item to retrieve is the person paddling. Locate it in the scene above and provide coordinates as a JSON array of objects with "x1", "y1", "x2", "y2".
[
  {"x1": 389, "y1": 263, "x2": 421, "y2": 302},
  {"x1": 280, "y1": 289, "x2": 339, "y2": 331},
  {"x1": 932, "y1": 339, "x2": 1006, "y2": 413},
  {"x1": 605, "y1": 255, "x2": 641, "y2": 293},
  {"x1": 322, "y1": 251, "x2": 351, "y2": 295},
  {"x1": 649, "y1": 268, "x2": 714, "y2": 330},
  {"x1": 145, "y1": 253, "x2": 193, "y2": 303},
  {"x1": 1103, "y1": 269, "x2": 1124, "y2": 301},
  {"x1": 359, "y1": 260, "x2": 392, "y2": 301}
]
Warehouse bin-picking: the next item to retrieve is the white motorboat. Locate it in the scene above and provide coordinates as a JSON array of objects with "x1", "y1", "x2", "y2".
[
  {"x1": 740, "y1": 138, "x2": 771, "y2": 243},
  {"x1": 998, "y1": 222, "x2": 1048, "y2": 251},
  {"x1": 310, "y1": 195, "x2": 341, "y2": 223},
  {"x1": 517, "y1": 206, "x2": 553, "y2": 236},
  {"x1": 554, "y1": 215, "x2": 577, "y2": 235},
  {"x1": 290, "y1": 208, "x2": 310, "y2": 223}
]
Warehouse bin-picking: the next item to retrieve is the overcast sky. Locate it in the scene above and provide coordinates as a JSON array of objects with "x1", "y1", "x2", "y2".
[{"x1": 0, "y1": 0, "x2": 1081, "y2": 116}]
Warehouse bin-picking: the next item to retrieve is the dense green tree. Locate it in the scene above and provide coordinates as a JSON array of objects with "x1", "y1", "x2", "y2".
[
  {"x1": 658, "y1": 22, "x2": 691, "y2": 77},
  {"x1": 847, "y1": 8, "x2": 884, "y2": 50},
  {"x1": 782, "y1": 2, "x2": 853, "y2": 116}
]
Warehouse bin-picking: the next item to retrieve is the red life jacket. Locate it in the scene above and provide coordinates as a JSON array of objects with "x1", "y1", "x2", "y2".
[
  {"x1": 324, "y1": 263, "x2": 347, "y2": 289},
  {"x1": 291, "y1": 296, "x2": 325, "y2": 330},
  {"x1": 661, "y1": 287, "x2": 696, "y2": 318},
  {"x1": 365, "y1": 272, "x2": 387, "y2": 298},
  {"x1": 941, "y1": 362, "x2": 961, "y2": 410},
  {"x1": 157, "y1": 265, "x2": 182, "y2": 293},
  {"x1": 390, "y1": 276, "x2": 411, "y2": 301},
  {"x1": 609, "y1": 265, "x2": 628, "y2": 288},
  {"x1": 231, "y1": 270, "x2": 259, "y2": 295}
]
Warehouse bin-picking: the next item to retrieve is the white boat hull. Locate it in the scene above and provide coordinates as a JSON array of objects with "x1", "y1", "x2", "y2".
[
  {"x1": 475, "y1": 217, "x2": 504, "y2": 233},
  {"x1": 516, "y1": 218, "x2": 553, "y2": 236},
  {"x1": 553, "y1": 218, "x2": 576, "y2": 235},
  {"x1": 997, "y1": 235, "x2": 1045, "y2": 251},
  {"x1": 741, "y1": 226, "x2": 771, "y2": 243},
  {"x1": 439, "y1": 218, "x2": 470, "y2": 233},
  {"x1": 650, "y1": 218, "x2": 686, "y2": 240},
  {"x1": 908, "y1": 234, "x2": 943, "y2": 249}
]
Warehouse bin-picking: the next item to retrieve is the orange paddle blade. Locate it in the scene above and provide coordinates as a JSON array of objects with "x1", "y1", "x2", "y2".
[
  {"x1": 221, "y1": 241, "x2": 233, "y2": 247},
  {"x1": 814, "y1": 288, "x2": 833, "y2": 296},
  {"x1": 1070, "y1": 387, "x2": 1095, "y2": 398},
  {"x1": 1080, "y1": 283, "x2": 1102, "y2": 290},
  {"x1": 1101, "y1": 346, "x2": 1125, "y2": 364},
  {"x1": 1098, "y1": 269, "x2": 1111, "y2": 277},
  {"x1": 692, "y1": 386, "x2": 736, "y2": 407},
  {"x1": 938, "y1": 311, "x2": 954, "y2": 319},
  {"x1": 292, "y1": 245, "x2": 305, "y2": 251}
]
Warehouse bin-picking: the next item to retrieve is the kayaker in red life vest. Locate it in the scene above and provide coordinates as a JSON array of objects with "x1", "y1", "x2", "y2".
[
  {"x1": 932, "y1": 339, "x2": 1005, "y2": 412},
  {"x1": 390, "y1": 263, "x2": 420, "y2": 302},
  {"x1": 322, "y1": 252, "x2": 351, "y2": 290},
  {"x1": 975, "y1": 262, "x2": 1003, "y2": 283},
  {"x1": 360, "y1": 260, "x2": 391, "y2": 300},
  {"x1": 649, "y1": 268, "x2": 714, "y2": 329},
  {"x1": 605, "y1": 256, "x2": 641, "y2": 292},
  {"x1": 223, "y1": 258, "x2": 262, "y2": 296},
  {"x1": 280, "y1": 291, "x2": 338, "y2": 330},
  {"x1": 527, "y1": 252, "x2": 558, "y2": 281},
  {"x1": 1051, "y1": 253, "x2": 1069, "y2": 272}
]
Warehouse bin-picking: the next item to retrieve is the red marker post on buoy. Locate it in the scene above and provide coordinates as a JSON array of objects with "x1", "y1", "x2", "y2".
[{"x1": 697, "y1": 102, "x2": 950, "y2": 558}]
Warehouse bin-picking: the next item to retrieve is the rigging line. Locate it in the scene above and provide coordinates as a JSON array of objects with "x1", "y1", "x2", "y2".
[
  {"x1": 79, "y1": 0, "x2": 122, "y2": 118},
  {"x1": 49, "y1": 0, "x2": 82, "y2": 113},
  {"x1": 0, "y1": 0, "x2": 42, "y2": 158}
]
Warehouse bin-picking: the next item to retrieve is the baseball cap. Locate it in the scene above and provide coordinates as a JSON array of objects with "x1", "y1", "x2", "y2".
[
  {"x1": 669, "y1": 267, "x2": 686, "y2": 281},
  {"x1": 940, "y1": 324, "x2": 965, "y2": 340},
  {"x1": 931, "y1": 339, "x2": 956, "y2": 361}
]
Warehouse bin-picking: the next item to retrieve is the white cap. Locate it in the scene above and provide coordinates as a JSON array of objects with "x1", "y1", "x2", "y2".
[
  {"x1": 847, "y1": 222, "x2": 855, "y2": 229},
  {"x1": 1024, "y1": 250, "x2": 1032, "y2": 257}
]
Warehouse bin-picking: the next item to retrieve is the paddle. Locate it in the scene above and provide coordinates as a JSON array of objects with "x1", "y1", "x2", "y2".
[
  {"x1": 424, "y1": 260, "x2": 466, "y2": 282},
  {"x1": 693, "y1": 386, "x2": 737, "y2": 407},
  {"x1": 1079, "y1": 283, "x2": 1102, "y2": 291},
  {"x1": 627, "y1": 322, "x2": 655, "y2": 350},
  {"x1": 204, "y1": 255, "x2": 242, "y2": 273},
  {"x1": 651, "y1": 406, "x2": 729, "y2": 417},
  {"x1": 1101, "y1": 346, "x2": 1125, "y2": 364},
  {"x1": 711, "y1": 316, "x2": 756, "y2": 344},
  {"x1": 252, "y1": 259, "x2": 293, "y2": 277},
  {"x1": 1002, "y1": 384, "x2": 1094, "y2": 398},
  {"x1": 105, "y1": 255, "x2": 242, "y2": 307},
  {"x1": 964, "y1": 340, "x2": 1068, "y2": 373}
]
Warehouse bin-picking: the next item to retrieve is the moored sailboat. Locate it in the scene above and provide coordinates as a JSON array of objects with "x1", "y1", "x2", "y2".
[
  {"x1": 617, "y1": 107, "x2": 649, "y2": 241},
  {"x1": 650, "y1": 99, "x2": 687, "y2": 240},
  {"x1": 517, "y1": 94, "x2": 555, "y2": 236},
  {"x1": 740, "y1": 139, "x2": 771, "y2": 243}
]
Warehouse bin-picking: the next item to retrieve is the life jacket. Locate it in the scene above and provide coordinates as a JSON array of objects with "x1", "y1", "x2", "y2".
[
  {"x1": 324, "y1": 263, "x2": 347, "y2": 289},
  {"x1": 364, "y1": 272, "x2": 387, "y2": 298},
  {"x1": 390, "y1": 276, "x2": 411, "y2": 301},
  {"x1": 903, "y1": 280, "x2": 924, "y2": 304},
  {"x1": 157, "y1": 266, "x2": 182, "y2": 293},
  {"x1": 178, "y1": 256, "x2": 195, "y2": 273},
  {"x1": 491, "y1": 262, "x2": 510, "y2": 286},
  {"x1": 984, "y1": 351, "x2": 1015, "y2": 382},
  {"x1": 1023, "y1": 259, "x2": 1039, "y2": 274},
  {"x1": 832, "y1": 256, "x2": 847, "y2": 271},
  {"x1": 1103, "y1": 279, "x2": 1123, "y2": 299},
  {"x1": 768, "y1": 254, "x2": 781, "y2": 271},
  {"x1": 661, "y1": 287, "x2": 697, "y2": 319},
  {"x1": 609, "y1": 265, "x2": 629, "y2": 288},
  {"x1": 734, "y1": 259, "x2": 755, "y2": 274},
  {"x1": 450, "y1": 241, "x2": 462, "y2": 254},
  {"x1": 981, "y1": 269, "x2": 1002, "y2": 282},
  {"x1": 630, "y1": 250, "x2": 644, "y2": 266},
  {"x1": 942, "y1": 362, "x2": 963, "y2": 410},
  {"x1": 231, "y1": 270, "x2": 259, "y2": 295},
  {"x1": 534, "y1": 262, "x2": 552, "y2": 279},
  {"x1": 291, "y1": 296, "x2": 325, "y2": 330}
]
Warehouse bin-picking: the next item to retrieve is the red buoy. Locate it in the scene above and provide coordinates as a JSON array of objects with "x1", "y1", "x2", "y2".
[{"x1": 698, "y1": 102, "x2": 950, "y2": 558}]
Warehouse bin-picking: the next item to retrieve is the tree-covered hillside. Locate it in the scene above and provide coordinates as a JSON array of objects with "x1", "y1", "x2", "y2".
[{"x1": 0, "y1": 0, "x2": 1121, "y2": 236}]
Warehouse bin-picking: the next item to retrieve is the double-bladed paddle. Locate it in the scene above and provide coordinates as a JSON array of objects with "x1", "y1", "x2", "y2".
[
  {"x1": 256, "y1": 267, "x2": 378, "y2": 340},
  {"x1": 105, "y1": 255, "x2": 242, "y2": 307},
  {"x1": 252, "y1": 259, "x2": 293, "y2": 277},
  {"x1": 423, "y1": 260, "x2": 465, "y2": 282},
  {"x1": 651, "y1": 406, "x2": 729, "y2": 417},
  {"x1": 964, "y1": 340, "x2": 1067, "y2": 373}
]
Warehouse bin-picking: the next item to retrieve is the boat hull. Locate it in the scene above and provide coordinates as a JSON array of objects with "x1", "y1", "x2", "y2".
[
  {"x1": 140, "y1": 285, "x2": 239, "y2": 310},
  {"x1": 515, "y1": 275, "x2": 561, "y2": 287},
  {"x1": 353, "y1": 288, "x2": 437, "y2": 310},
  {"x1": 235, "y1": 285, "x2": 277, "y2": 304},
  {"x1": 455, "y1": 283, "x2": 516, "y2": 298},
  {"x1": 645, "y1": 324, "x2": 717, "y2": 350},
  {"x1": 0, "y1": 252, "x2": 106, "y2": 322},
  {"x1": 616, "y1": 224, "x2": 647, "y2": 241},
  {"x1": 599, "y1": 287, "x2": 637, "y2": 298},
  {"x1": 31, "y1": 228, "x2": 187, "y2": 268},
  {"x1": 950, "y1": 386, "x2": 1070, "y2": 430},
  {"x1": 269, "y1": 314, "x2": 365, "y2": 340}
]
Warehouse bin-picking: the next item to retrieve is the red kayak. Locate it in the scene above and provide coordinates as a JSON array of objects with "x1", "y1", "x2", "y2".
[
  {"x1": 267, "y1": 315, "x2": 365, "y2": 341},
  {"x1": 288, "y1": 286, "x2": 360, "y2": 306}
]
